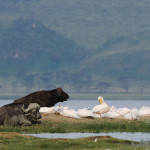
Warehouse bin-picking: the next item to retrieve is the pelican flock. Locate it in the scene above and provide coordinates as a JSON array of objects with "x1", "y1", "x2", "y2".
[{"x1": 39, "y1": 96, "x2": 150, "y2": 120}]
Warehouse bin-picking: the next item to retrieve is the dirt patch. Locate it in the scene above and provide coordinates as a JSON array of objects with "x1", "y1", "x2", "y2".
[
  {"x1": 42, "y1": 113, "x2": 150, "y2": 123},
  {"x1": 54, "y1": 138, "x2": 70, "y2": 141},
  {"x1": 0, "y1": 132, "x2": 30, "y2": 138},
  {"x1": 40, "y1": 113, "x2": 130, "y2": 125},
  {"x1": 41, "y1": 113, "x2": 94, "y2": 123},
  {"x1": 139, "y1": 115, "x2": 150, "y2": 120}
]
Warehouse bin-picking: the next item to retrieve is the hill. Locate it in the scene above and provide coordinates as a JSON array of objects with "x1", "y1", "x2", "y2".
[
  {"x1": 0, "y1": 0, "x2": 149, "y2": 49},
  {"x1": 0, "y1": 18, "x2": 89, "y2": 93},
  {"x1": 0, "y1": 19, "x2": 87, "y2": 72},
  {"x1": 0, "y1": 0, "x2": 150, "y2": 95}
]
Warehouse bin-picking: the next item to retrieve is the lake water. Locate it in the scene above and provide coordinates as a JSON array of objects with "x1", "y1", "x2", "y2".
[
  {"x1": 0, "y1": 99, "x2": 150, "y2": 110},
  {"x1": 24, "y1": 132, "x2": 150, "y2": 142},
  {"x1": 56, "y1": 99, "x2": 150, "y2": 110}
]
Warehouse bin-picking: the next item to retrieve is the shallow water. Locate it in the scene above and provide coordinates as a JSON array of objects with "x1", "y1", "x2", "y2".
[
  {"x1": 1, "y1": 99, "x2": 150, "y2": 110},
  {"x1": 24, "y1": 132, "x2": 150, "y2": 142}
]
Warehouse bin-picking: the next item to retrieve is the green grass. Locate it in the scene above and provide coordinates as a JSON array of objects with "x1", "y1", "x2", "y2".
[
  {"x1": 1, "y1": 116, "x2": 150, "y2": 149},
  {"x1": 1, "y1": 117, "x2": 150, "y2": 133},
  {"x1": 0, "y1": 135, "x2": 148, "y2": 150}
]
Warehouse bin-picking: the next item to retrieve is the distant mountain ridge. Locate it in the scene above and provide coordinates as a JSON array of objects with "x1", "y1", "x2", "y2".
[{"x1": 0, "y1": 1, "x2": 149, "y2": 94}]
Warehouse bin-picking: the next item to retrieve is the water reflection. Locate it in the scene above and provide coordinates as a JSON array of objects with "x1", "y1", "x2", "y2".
[{"x1": 24, "y1": 132, "x2": 150, "y2": 142}]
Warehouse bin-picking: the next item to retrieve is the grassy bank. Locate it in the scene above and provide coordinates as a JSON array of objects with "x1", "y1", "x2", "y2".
[
  {"x1": 0, "y1": 133, "x2": 147, "y2": 150},
  {"x1": 0, "y1": 114, "x2": 150, "y2": 133},
  {"x1": 0, "y1": 114, "x2": 150, "y2": 149}
]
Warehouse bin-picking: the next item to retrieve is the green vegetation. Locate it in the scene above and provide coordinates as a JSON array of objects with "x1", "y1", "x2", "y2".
[
  {"x1": 0, "y1": 114, "x2": 150, "y2": 133},
  {"x1": 1, "y1": 115, "x2": 150, "y2": 149},
  {"x1": 0, "y1": 135, "x2": 145, "y2": 150}
]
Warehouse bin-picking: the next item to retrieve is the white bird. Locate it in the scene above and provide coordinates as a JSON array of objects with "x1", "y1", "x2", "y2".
[
  {"x1": 117, "y1": 107, "x2": 130, "y2": 117},
  {"x1": 77, "y1": 107, "x2": 94, "y2": 118},
  {"x1": 122, "y1": 107, "x2": 138, "y2": 120},
  {"x1": 130, "y1": 108, "x2": 139, "y2": 114},
  {"x1": 94, "y1": 138, "x2": 98, "y2": 142},
  {"x1": 92, "y1": 96, "x2": 110, "y2": 118},
  {"x1": 138, "y1": 106, "x2": 150, "y2": 116},
  {"x1": 39, "y1": 107, "x2": 55, "y2": 114},
  {"x1": 123, "y1": 112, "x2": 139, "y2": 120},
  {"x1": 54, "y1": 105, "x2": 64, "y2": 114},
  {"x1": 105, "y1": 111, "x2": 121, "y2": 119},
  {"x1": 60, "y1": 107, "x2": 80, "y2": 119},
  {"x1": 109, "y1": 106, "x2": 118, "y2": 112},
  {"x1": 103, "y1": 106, "x2": 121, "y2": 119}
]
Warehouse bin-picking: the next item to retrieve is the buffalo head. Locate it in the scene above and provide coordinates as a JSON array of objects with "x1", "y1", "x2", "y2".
[
  {"x1": 23, "y1": 103, "x2": 41, "y2": 121},
  {"x1": 50, "y1": 87, "x2": 69, "y2": 102}
]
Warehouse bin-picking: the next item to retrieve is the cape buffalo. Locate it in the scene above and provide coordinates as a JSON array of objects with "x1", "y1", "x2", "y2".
[
  {"x1": 0, "y1": 103, "x2": 41, "y2": 126},
  {"x1": 13, "y1": 87, "x2": 69, "y2": 107}
]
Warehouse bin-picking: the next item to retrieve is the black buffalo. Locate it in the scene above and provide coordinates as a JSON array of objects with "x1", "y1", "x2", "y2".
[
  {"x1": 0, "y1": 103, "x2": 41, "y2": 126},
  {"x1": 13, "y1": 87, "x2": 69, "y2": 107}
]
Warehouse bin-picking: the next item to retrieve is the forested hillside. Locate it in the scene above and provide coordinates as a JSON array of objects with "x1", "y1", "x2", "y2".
[{"x1": 0, "y1": 0, "x2": 150, "y2": 95}]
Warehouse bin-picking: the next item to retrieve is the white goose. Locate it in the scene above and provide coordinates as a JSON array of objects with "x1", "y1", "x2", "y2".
[{"x1": 92, "y1": 96, "x2": 110, "y2": 118}]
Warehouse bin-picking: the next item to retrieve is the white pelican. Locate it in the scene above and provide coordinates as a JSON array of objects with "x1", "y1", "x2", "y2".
[
  {"x1": 105, "y1": 111, "x2": 121, "y2": 119},
  {"x1": 130, "y1": 108, "x2": 139, "y2": 115},
  {"x1": 54, "y1": 105, "x2": 64, "y2": 114},
  {"x1": 103, "y1": 106, "x2": 121, "y2": 119},
  {"x1": 138, "y1": 106, "x2": 150, "y2": 116},
  {"x1": 117, "y1": 107, "x2": 130, "y2": 117},
  {"x1": 123, "y1": 112, "x2": 139, "y2": 120},
  {"x1": 92, "y1": 96, "x2": 110, "y2": 118},
  {"x1": 59, "y1": 107, "x2": 80, "y2": 119},
  {"x1": 39, "y1": 107, "x2": 55, "y2": 114},
  {"x1": 77, "y1": 107, "x2": 94, "y2": 118}
]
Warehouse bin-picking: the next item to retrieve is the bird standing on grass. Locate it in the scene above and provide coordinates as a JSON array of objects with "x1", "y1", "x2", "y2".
[{"x1": 92, "y1": 96, "x2": 110, "y2": 118}]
